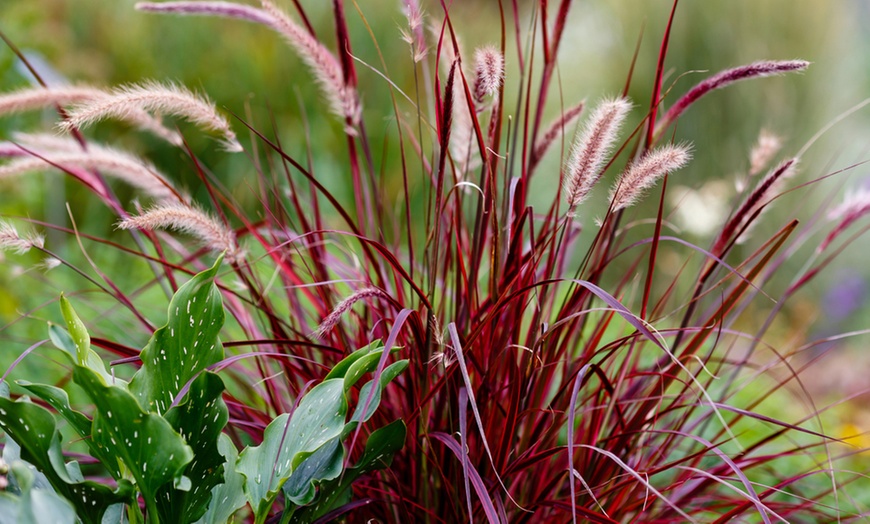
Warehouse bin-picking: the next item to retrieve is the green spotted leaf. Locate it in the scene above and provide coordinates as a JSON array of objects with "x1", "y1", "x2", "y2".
[
  {"x1": 192, "y1": 434, "x2": 246, "y2": 524},
  {"x1": 16, "y1": 381, "x2": 121, "y2": 479},
  {"x1": 156, "y1": 372, "x2": 228, "y2": 524},
  {"x1": 288, "y1": 420, "x2": 406, "y2": 523},
  {"x1": 73, "y1": 366, "x2": 193, "y2": 508},
  {"x1": 130, "y1": 255, "x2": 225, "y2": 415},
  {"x1": 17, "y1": 382, "x2": 90, "y2": 438},
  {"x1": 282, "y1": 438, "x2": 344, "y2": 507},
  {"x1": 236, "y1": 379, "x2": 347, "y2": 523},
  {"x1": 0, "y1": 396, "x2": 133, "y2": 524}
]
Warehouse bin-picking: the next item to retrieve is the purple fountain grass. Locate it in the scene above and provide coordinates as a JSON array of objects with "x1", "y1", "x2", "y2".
[
  {"x1": 653, "y1": 60, "x2": 809, "y2": 140},
  {"x1": 312, "y1": 287, "x2": 388, "y2": 339},
  {"x1": 531, "y1": 99, "x2": 585, "y2": 167},
  {"x1": 136, "y1": 1, "x2": 361, "y2": 132},
  {"x1": 1, "y1": 2, "x2": 868, "y2": 523},
  {"x1": 819, "y1": 186, "x2": 870, "y2": 251}
]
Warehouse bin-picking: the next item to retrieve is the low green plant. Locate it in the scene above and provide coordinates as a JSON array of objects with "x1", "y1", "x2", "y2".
[{"x1": 0, "y1": 257, "x2": 406, "y2": 523}]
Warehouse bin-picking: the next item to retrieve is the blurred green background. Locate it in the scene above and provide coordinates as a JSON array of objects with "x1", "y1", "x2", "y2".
[{"x1": 2, "y1": 0, "x2": 869, "y2": 438}]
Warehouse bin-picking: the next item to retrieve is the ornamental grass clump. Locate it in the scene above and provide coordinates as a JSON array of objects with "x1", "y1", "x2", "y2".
[{"x1": 1, "y1": 1, "x2": 869, "y2": 523}]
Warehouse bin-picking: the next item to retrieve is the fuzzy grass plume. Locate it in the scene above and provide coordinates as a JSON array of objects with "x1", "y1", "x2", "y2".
[
  {"x1": 117, "y1": 203, "x2": 238, "y2": 260},
  {"x1": 136, "y1": 1, "x2": 361, "y2": 131},
  {"x1": 564, "y1": 97, "x2": 631, "y2": 211},
  {"x1": 60, "y1": 81, "x2": 241, "y2": 151},
  {"x1": 0, "y1": 137, "x2": 180, "y2": 202},
  {"x1": 0, "y1": 85, "x2": 182, "y2": 144},
  {"x1": 610, "y1": 143, "x2": 692, "y2": 210},
  {"x1": 0, "y1": 220, "x2": 44, "y2": 254}
]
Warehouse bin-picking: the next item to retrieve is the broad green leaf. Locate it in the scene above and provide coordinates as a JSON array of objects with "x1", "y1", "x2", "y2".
[
  {"x1": 0, "y1": 462, "x2": 77, "y2": 524},
  {"x1": 73, "y1": 366, "x2": 193, "y2": 507},
  {"x1": 156, "y1": 372, "x2": 228, "y2": 524},
  {"x1": 16, "y1": 381, "x2": 120, "y2": 479},
  {"x1": 0, "y1": 396, "x2": 134, "y2": 524},
  {"x1": 324, "y1": 340, "x2": 382, "y2": 381},
  {"x1": 130, "y1": 255, "x2": 225, "y2": 415},
  {"x1": 236, "y1": 379, "x2": 347, "y2": 521},
  {"x1": 100, "y1": 503, "x2": 128, "y2": 524},
  {"x1": 17, "y1": 382, "x2": 91, "y2": 441},
  {"x1": 288, "y1": 420, "x2": 406, "y2": 524},
  {"x1": 282, "y1": 438, "x2": 344, "y2": 507},
  {"x1": 192, "y1": 434, "x2": 246, "y2": 524},
  {"x1": 349, "y1": 360, "x2": 409, "y2": 425}
]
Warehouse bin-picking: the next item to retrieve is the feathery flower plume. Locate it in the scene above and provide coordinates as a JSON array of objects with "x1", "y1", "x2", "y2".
[
  {"x1": 749, "y1": 129, "x2": 782, "y2": 177},
  {"x1": 10, "y1": 133, "x2": 83, "y2": 153},
  {"x1": 117, "y1": 203, "x2": 238, "y2": 260},
  {"x1": 563, "y1": 97, "x2": 631, "y2": 211},
  {"x1": 609, "y1": 143, "x2": 692, "y2": 211},
  {"x1": 655, "y1": 60, "x2": 809, "y2": 135},
  {"x1": 819, "y1": 187, "x2": 870, "y2": 252},
  {"x1": 0, "y1": 221, "x2": 44, "y2": 254},
  {"x1": 532, "y1": 100, "x2": 585, "y2": 166},
  {"x1": 0, "y1": 139, "x2": 179, "y2": 201},
  {"x1": 401, "y1": 0, "x2": 427, "y2": 62},
  {"x1": 473, "y1": 46, "x2": 504, "y2": 103},
  {"x1": 0, "y1": 85, "x2": 104, "y2": 115},
  {"x1": 714, "y1": 158, "x2": 798, "y2": 251},
  {"x1": 136, "y1": 1, "x2": 360, "y2": 131},
  {"x1": 60, "y1": 81, "x2": 241, "y2": 151},
  {"x1": 260, "y1": 1, "x2": 360, "y2": 128},
  {"x1": 135, "y1": 0, "x2": 274, "y2": 24},
  {"x1": 312, "y1": 287, "x2": 387, "y2": 338},
  {"x1": 0, "y1": 85, "x2": 182, "y2": 145}
]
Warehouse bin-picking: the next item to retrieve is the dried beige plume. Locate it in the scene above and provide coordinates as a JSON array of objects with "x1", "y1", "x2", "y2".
[
  {"x1": 749, "y1": 129, "x2": 782, "y2": 177},
  {"x1": 819, "y1": 186, "x2": 870, "y2": 251},
  {"x1": 60, "y1": 81, "x2": 241, "y2": 151},
  {"x1": 0, "y1": 220, "x2": 44, "y2": 254},
  {"x1": 136, "y1": 1, "x2": 360, "y2": 132},
  {"x1": 117, "y1": 203, "x2": 239, "y2": 260},
  {"x1": 0, "y1": 85, "x2": 182, "y2": 145},
  {"x1": 401, "y1": 0, "x2": 427, "y2": 62},
  {"x1": 260, "y1": 1, "x2": 360, "y2": 129},
  {"x1": 0, "y1": 137, "x2": 180, "y2": 202},
  {"x1": 564, "y1": 97, "x2": 631, "y2": 211},
  {"x1": 0, "y1": 85, "x2": 104, "y2": 115},
  {"x1": 609, "y1": 144, "x2": 692, "y2": 211},
  {"x1": 473, "y1": 46, "x2": 504, "y2": 102},
  {"x1": 312, "y1": 287, "x2": 387, "y2": 339}
]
